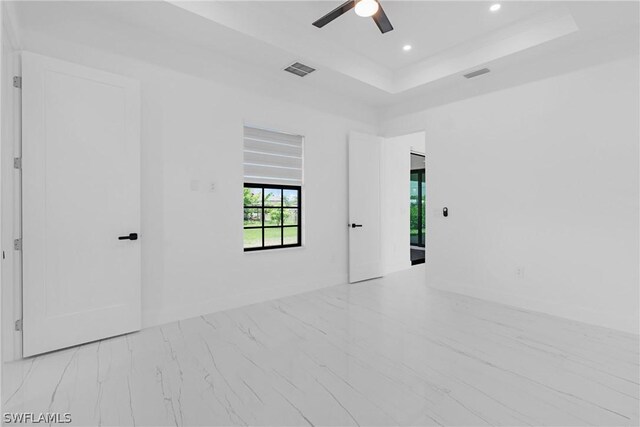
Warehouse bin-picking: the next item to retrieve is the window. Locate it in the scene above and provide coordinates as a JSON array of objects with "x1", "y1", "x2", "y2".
[
  {"x1": 410, "y1": 168, "x2": 426, "y2": 247},
  {"x1": 243, "y1": 184, "x2": 301, "y2": 250},
  {"x1": 243, "y1": 126, "x2": 303, "y2": 251}
]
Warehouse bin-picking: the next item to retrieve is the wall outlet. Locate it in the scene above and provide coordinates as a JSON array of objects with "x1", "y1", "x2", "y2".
[{"x1": 515, "y1": 267, "x2": 525, "y2": 279}]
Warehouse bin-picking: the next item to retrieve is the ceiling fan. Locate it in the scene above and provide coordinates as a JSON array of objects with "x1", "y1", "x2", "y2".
[{"x1": 312, "y1": 0, "x2": 394, "y2": 34}]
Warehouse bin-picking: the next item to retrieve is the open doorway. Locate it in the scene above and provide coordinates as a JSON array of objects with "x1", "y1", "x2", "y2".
[
  {"x1": 379, "y1": 131, "x2": 426, "y2": 275},
  {"x1": 410, "y1": 153, "x2": 425, "y2": 265}
]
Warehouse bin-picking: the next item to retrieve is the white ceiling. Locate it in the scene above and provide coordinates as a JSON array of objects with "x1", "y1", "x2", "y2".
[
  {"x1": 8, "y1": 1, "x2": 640, "y2": 117},
  {"x1": 260, "y1": 1, "x2": 550, "y2": 71}
]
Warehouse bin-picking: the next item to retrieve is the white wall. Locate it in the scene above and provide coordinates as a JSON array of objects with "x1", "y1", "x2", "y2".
[
  {"x1": 382, "y1": 56, "x2": 640, "y2": 334},
  {"x1": 2, "y1": 30, "x2": 375, "y2": 351},
  {"x1": 381, "y1": 132, "x2": 425, "y2": 274}
]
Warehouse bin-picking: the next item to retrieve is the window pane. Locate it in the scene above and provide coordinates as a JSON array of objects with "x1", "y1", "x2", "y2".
[
  {"x1": 283, "y1": 227, "x2": 299, "y2": 245},
  {"x1": 244, "y1": 187, "x2": 263, "y2": 207},
  {"x1": 244, "y1": 208, "x2": 262, "y2": 226},
  {"x1": 264, "y1": 228, "x2": 282, "y2": 246},
  {"x1": 282, "y1": 208, "x2": 298, "y2": 225},
  {"x1": 264, "y1": 188, "x2": 282, "y2": 206},
  {"x1": 410, "y1": 173, "x2": 419, "y2": 245},
  {"x1": 421, "y1": 179, "x2": 426, "y2": 246},
  {"x1": 283, "y1": 189, "x2": 299, "y2": 207},
  {"x1": 264, "y1": 208, "x2": 282, "y2": 226},
  {"x1": 243, "y1": 228, "x2": 262, "y2": 248}
]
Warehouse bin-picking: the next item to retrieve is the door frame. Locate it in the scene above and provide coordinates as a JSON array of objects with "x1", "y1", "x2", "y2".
[
  {"x1": 1, "y1": 1, "x2": 25, "y2": 362},
  {"x1": 1, "y1": 41, "x2": 23, "y2": 361}
]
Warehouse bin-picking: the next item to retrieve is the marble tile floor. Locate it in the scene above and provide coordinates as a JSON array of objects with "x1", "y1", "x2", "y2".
[{"x1": 2, "y1": 266, "x2": 639, "y2": 426}]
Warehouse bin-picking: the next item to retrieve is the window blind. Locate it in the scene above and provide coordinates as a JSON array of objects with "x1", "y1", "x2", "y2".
[{"x1": 243, "y1": 126, "x2": 303, "y2": 186}]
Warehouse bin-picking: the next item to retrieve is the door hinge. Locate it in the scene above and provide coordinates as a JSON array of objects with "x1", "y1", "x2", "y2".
[
  {"x1": 13, "y1": 76, "x2": 21, "y2": 88},
  {"x1": 13, "y1": 157, "x2": 21, "y2": 169},
  {"x1": 15, "y1": 319, "x2": 22, "y2": 331},
  {"x1": 13, "y1": 238, "x2": 22, "y2": 251}
]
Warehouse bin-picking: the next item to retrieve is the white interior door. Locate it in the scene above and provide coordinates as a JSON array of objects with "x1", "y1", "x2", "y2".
[
  {"x1": 348, "y1": 131, "x2": 382, "y2": 283},
  {"x1": 22, "y1": 52, "x2": 141, "y2": 356}
]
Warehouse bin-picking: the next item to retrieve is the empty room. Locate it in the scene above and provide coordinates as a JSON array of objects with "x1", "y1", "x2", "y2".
[{"x1": 0, "y1": 1, "x2": 638, "y2": 426}]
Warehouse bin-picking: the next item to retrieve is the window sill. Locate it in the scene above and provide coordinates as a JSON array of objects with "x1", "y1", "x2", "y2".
[{"x1": 244, "y1": 245, "x2": 306, "y2": 254}]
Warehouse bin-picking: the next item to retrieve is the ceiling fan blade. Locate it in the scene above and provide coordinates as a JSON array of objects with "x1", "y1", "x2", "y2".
[
  {"x1": 372, "y1": 3, "x2": 394, "y2": 33},
  {"x1": 312, "y1": 0, "x2": 356, "y2": 28}
]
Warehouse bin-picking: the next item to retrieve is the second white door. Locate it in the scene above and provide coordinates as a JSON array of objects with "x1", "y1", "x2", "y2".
[{"x1": 348, "y1": 131, "x2": 382, "y2": 283}]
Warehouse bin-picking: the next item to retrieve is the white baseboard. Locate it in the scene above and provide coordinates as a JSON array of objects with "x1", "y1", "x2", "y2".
[
  {"x1": 142, "y1": 278, "x2": 342, "y2": 329},
  {"x1": 428, "y1": 279, "x2": 639, "y2": 335},
  {"x1": 144, "y1": 273, "x2": 638, "y2": 336}
]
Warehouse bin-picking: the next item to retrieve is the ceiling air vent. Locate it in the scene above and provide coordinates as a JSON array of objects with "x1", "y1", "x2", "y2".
[
  {"x1": 284, "y1": 62, "x2": 316, "y2": 77},
  {"x1": 463, "y1": 68, "x2": 490, "y2": 79}
]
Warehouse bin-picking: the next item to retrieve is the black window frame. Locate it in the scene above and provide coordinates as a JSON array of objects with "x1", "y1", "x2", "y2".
[
  {"x1": 243, "y1": 183, "x2": 302, "y2": 252},
  {"x1": 410, "y1": 167, "x2": 426, "y2": 248}
]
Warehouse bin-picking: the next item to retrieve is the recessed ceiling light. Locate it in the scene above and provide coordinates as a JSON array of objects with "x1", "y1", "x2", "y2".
[
  {"x1": 490, "y1": 3, "x2": 501, "y2": 12},
  {"x1": 403, "y1": 45, "x2": 412, "y2": 52}
]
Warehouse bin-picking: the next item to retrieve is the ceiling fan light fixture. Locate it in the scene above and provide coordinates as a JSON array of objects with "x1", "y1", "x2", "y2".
[
  {"x1": 312, "y1": 0, "x2": 393, "y2": 34},
  {"x1": 355, "y1": 0, "x2": 379, "y2": 18}
]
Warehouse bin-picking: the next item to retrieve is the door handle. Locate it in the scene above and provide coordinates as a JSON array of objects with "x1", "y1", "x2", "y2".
[
  {"x1": 350, "y1": 223, "x2": 363, "y2": 228},
  {"x1": 118, "y1": 233, "x2": 138, "y2": 241}
]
